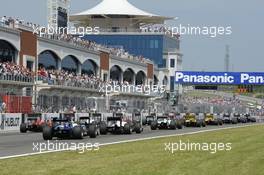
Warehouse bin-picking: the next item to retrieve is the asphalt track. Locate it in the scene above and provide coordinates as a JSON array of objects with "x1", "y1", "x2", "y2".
[{"x1": 0, "y1": 123, "x2": 261, "y2": 159}]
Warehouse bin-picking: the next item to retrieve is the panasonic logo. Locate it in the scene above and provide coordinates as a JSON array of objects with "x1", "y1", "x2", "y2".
[
  {"x1": 175, "y1": 72, "x2": 234, "y2": 84},
  {"x1": 241, "y1": 74, "x2": 264, "y2": 83},
  {"x1": 175, "y1": 72, "x2": 264, "y2": 85}
]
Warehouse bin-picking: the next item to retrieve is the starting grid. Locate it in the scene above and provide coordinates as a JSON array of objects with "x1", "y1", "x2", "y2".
[
  {"x1": 1, "y1": 112, "x2": 263, "y2": 132},
  {"x1": 0, "y1": 112, "x2": 152, "y2": 132}
]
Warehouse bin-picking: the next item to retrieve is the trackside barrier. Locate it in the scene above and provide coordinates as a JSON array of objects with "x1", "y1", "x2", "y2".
[{"x1": 0, "y1": 113, "x2": 22, "y2": 132}]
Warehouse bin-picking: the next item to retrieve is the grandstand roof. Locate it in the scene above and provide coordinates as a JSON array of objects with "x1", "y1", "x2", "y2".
[{"x1": 70, "y1": 0, "x2": 174, "y2": 24}]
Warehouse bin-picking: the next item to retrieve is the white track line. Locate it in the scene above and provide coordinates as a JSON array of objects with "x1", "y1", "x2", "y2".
[{"x1": 0, "y1": 123, "x2": 262, "y2": 160}]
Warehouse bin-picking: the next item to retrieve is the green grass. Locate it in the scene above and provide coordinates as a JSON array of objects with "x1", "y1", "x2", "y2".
[{"x1": 1, "y1": 125, "x2": 264, "y2": 175}]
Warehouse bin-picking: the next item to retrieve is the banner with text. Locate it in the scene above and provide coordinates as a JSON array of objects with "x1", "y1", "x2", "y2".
[{"x1": 175, "y1": 71, "x2": 264, "y2": 85}]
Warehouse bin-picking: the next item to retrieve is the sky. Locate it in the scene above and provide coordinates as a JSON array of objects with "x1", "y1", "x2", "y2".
[{"x1": 0, "y1": 0, "x2": 263, "y2": 72}]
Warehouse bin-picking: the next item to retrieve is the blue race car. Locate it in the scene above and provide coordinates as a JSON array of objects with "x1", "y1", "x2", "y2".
[{"x1": 42, "y1": 118, "x2": 83, "y2": 140}]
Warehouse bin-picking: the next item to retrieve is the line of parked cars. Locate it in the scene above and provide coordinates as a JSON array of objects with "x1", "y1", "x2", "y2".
[{"x1": 19, "y1": 112, "x2": 257, "y2": 140}]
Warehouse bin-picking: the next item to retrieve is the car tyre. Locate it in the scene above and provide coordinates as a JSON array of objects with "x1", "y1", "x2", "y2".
[
  {"x1": 142, "y1": 118, "x2": 147, "y2": 126},
  {"x1": 99, "y1": 122, "x2": 107, "y2": 135},
  {"x1": 43, "y1": 126, "x2": 53, "y2": 140},
  {"x1": 73, "y1": 126, "x2": 83, "y2": 139},
  {"x1": 196, "y1": 121, "x2": 202, "y2": 127},
  {"x1": 177, "y1": 122, "x2": 183, "y2": 129},
  {"x1": 88, "y1": 124, "x2": 97, "y2": 138},
  {"x1": 150, "y1": 121, "x2": 157, "y2": 130},
  {"x1": 20, "y1": 123, "x2": 27, "y2": 133},
  {"x1": 134, "y1": 123, "x2": 141, "y2": 134},
  {"x1": 124, "y1": 123, "x2": 131, "y2": 134}
]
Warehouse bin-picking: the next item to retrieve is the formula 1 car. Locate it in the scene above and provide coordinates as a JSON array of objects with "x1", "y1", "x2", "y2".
[
  {"x1": 244, "y1": 113, "x2": 257, "y2": 122},
  {"x1": 142, "y1": 114, "x2": 156, "y2": 126},
  {"x1": 184, "y1": 113, "x2": 206, "y2": 127},
  {"x1": 77, "y1": 113, "x2": 108, "y2": 137},
  {"x1": 223, "y1": 113, "x2": 238, "y2": 124},
  {"x1": 78, "y1": 116, "x2": 99, "y2": 138},
  {"x1": 150, "y1": 113, "x2": 183, "y2": 130},
  {"x1": 42, "y1": 118, "x2": 83, "y2": 140},
  {"x1": 20, "y1": 114, "x2": 50, "y2": 133},
  {"x1": 204, "y1": 113, "x2": 223, "y2": 125},
  {"x1": 90, "y1": 113, "x2": 108, "y2": 135},
  {"x1": 106, "y1": 113, "x2": 142, "y2": 134},
  {"x1": 233, "y1": 113, "x2": 247, "y2": 123}
]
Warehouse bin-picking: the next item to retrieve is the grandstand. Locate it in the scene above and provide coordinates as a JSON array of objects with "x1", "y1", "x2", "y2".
[{"x1": 0, "y1": 16, "x2": 170, "y2": 114}]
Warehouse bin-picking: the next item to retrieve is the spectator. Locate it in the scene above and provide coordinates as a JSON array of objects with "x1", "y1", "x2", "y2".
[
  {"x1": 1, "y1": 16, "x2": 7, "y2": 25},
  {"x1": 1, "y1": 101, "x2": 6, "y2": 113},
  {"x1": 0, "y1": 61, "x2": 33, "y2": 82}
]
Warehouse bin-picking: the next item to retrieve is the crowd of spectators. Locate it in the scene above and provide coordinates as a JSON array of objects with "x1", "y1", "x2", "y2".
[
  {"x1": 38, "y1": 67, "x2": 104, "y2": 89},
  {"x1": 1, "y1": 16, "x2": 40, "y2": 30},
  {"x1": 41, "y1": 33, "x2": 150, "y2": 64},
  {"x1": 182, "y1": 95, "x2": 244, "y2": 112},
  {"x1": 0, "y1": 59, "x2": 143, "y2": 92},
  {"x1": 182, "y1": 96, "x2": 241, "y2": 106},
  {"x1": 181, "y1": 95, "x2": 264, "y2": 116},
  {"x1": 1, "y1": 16, "x2": 151, "y2": 64},
  {"x1": 33, "y1": 104, "x2": 89, "y2": 114},
  {"x1": 42, "y1": 34, "x2": 102, "y2": 52},
  {"x1": 37, "y1": 67, "x2": 142, "y2": 90},
  {"x1": 0, "y1": 61, "x2": 33, "y2": 82}
]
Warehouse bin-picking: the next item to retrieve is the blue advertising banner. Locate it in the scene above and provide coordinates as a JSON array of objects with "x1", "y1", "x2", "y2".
[{"x1": 175, "y1": 71, "x2": 264, "y2": 85}]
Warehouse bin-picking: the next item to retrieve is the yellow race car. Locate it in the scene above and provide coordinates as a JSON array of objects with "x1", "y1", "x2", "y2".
[
  {"x1": 184, "y1": 113, "x2": 206, "y2": 127},
  {"x1": 205, "y1": 113, "x2": 223, "y2": 125}
]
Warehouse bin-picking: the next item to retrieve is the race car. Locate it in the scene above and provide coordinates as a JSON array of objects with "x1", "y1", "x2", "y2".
[
  {"x1": 184, "y1": 113, "x2": 206, "y2": 127},
  {"x1": 150, "y1": 113, "x2": 183, "y2": 130},
  {"x1": 106, "y1": 113, "x2": 142, "y2": 134},
  {"x1": 89, "y1": 113, "x2": 108, "y2": 135},
  {"x1": 204, "y1": 113, "x2": 223, "y2": 125},
  {"x1": 78, "y1": 116, "x2": 99, "y2": 138},
  {"x1": 244, "y1": 113, "x2": 257, "y2": 122},
  {"x1": 142, "y1": 114, "x2": 155, "y2": 126},
  {"x1": 42, "y1": 118, "x2": 83, "y2": 140},
  {"x1": 233, "y1": 113, "x2": 247, "y2": 123},
  {"x1": 20, "y1": 114, "x2": 50, "y2": 133},
  {"x1": 223, "y1": 113, "x2": 238, "y2": 124}
]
